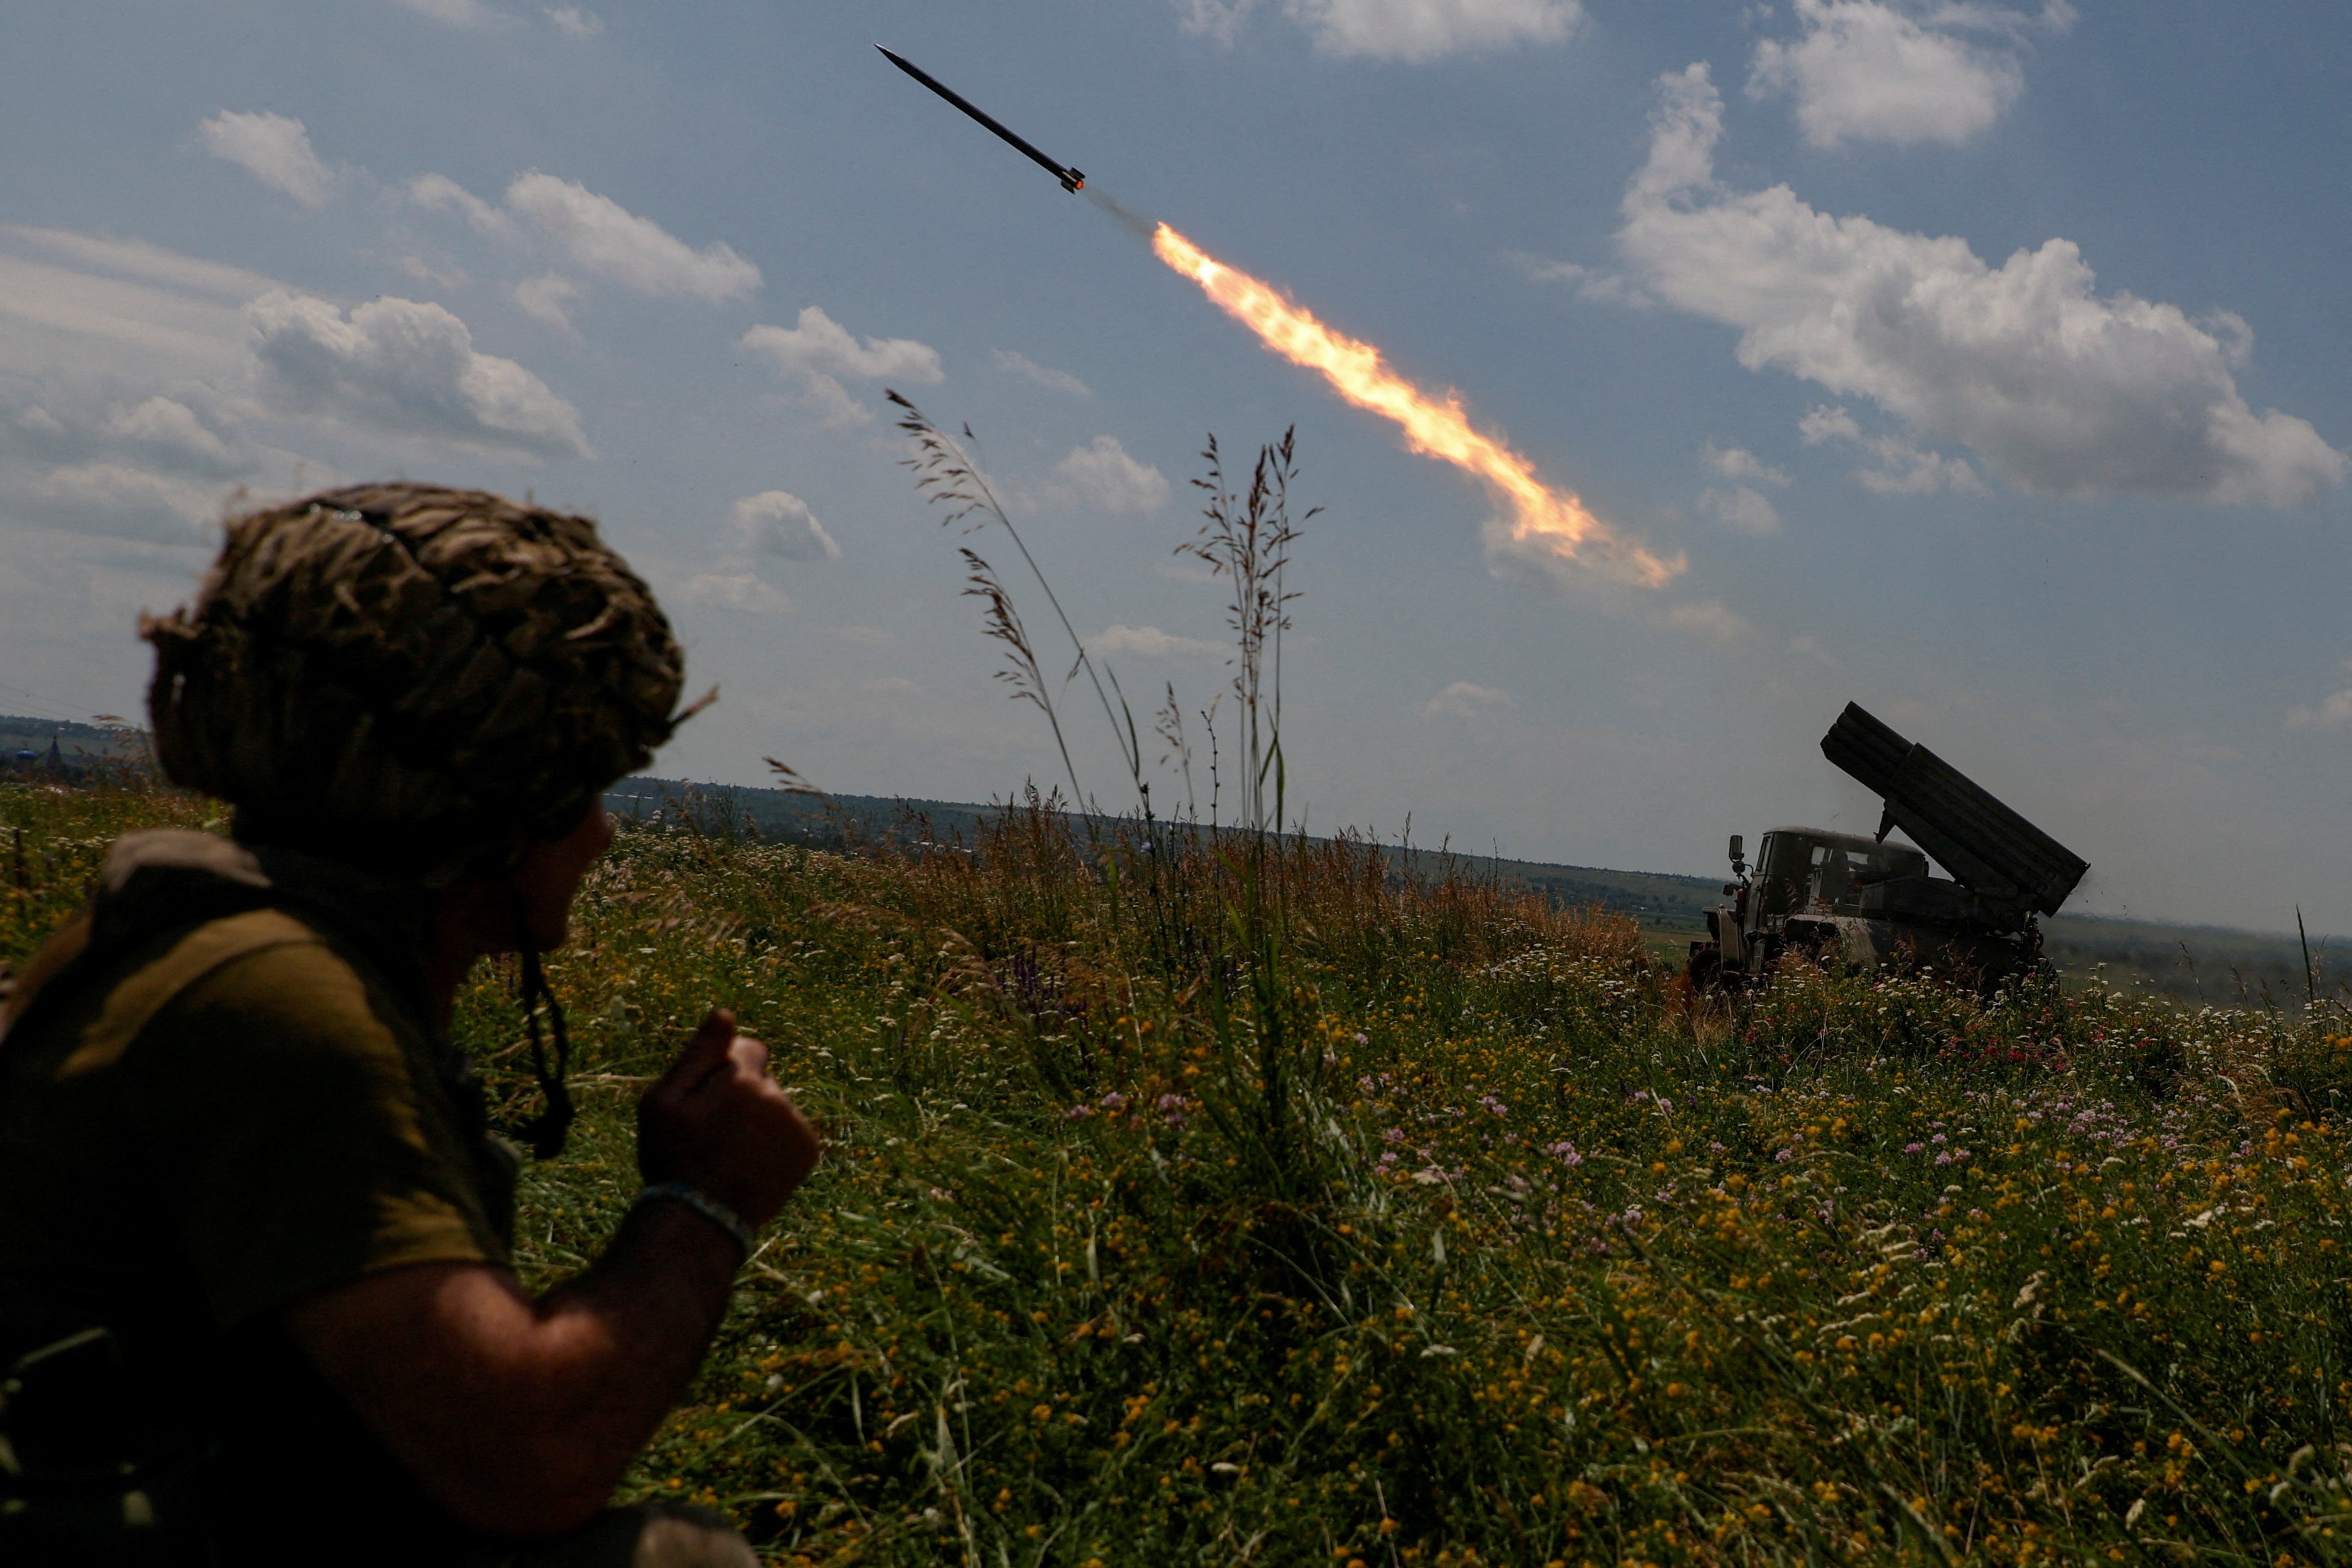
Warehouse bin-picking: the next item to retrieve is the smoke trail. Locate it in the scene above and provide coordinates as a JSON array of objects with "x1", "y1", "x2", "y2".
[
  {"x1": 1149, "y1": 222, "x2": 1683, "y2": 590},
  {"x1": 1083, "y1": 186, "x2": 1155, "y2": 241}
]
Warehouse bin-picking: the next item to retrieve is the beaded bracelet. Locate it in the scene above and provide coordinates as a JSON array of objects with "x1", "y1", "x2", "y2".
[{"x1": 630, "y1": 1181, "x2": 757, "y2": 1261}]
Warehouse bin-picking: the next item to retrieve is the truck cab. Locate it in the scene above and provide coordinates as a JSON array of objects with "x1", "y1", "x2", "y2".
[
  {"x1": 1749, "y1": 827, "x2": 1927, "y2": 920},
  {"x1": 1697, "y1": 827, "x2": 1932, "y2": 987},
  {"x1": 1689, "y1": 704, "x2": 2087, "y2": 993}
]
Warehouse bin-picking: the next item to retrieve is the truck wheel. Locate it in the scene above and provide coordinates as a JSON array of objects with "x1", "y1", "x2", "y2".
[{"x1": 1688, "y1": 945, "x2": 1723, "y2": 993}]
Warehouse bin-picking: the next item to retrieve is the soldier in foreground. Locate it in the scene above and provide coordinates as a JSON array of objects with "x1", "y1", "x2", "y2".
[{"x1": 0, "y1": 484, "x2": 822, "y2": 1565}]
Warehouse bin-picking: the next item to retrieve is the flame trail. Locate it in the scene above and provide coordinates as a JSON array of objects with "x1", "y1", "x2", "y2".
[{"x1": 1151, "y1": 223, "x2": 1682, "y2": 589}]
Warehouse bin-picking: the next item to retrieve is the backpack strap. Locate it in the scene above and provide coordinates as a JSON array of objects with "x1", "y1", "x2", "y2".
[
  {"x1": 52, "y1": 909, "x2": 324, "y2": 1079},
  {"x1": 0, "y1": 912, "x2": 93, "y2": 1049}
]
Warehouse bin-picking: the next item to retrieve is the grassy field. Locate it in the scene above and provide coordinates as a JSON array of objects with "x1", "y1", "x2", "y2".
[
  {"x1": 8, "y1": 779, "x2": 2352, "y2": 1566},
  {"x1": 602, "y1": 773, "x2": 2344, "y2": 1016}
]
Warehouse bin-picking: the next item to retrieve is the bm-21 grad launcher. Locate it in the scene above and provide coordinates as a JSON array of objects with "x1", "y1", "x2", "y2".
[{"x1": 1688, "y1": 703, "x2": 2089, "y2": 992}]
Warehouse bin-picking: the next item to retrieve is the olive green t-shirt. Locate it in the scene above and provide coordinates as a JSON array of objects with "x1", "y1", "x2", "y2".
[
  {"x1": 0, "y1": 904, "x2": 519, "y2": 1563},
  {"x1": 0, "y1": 911, "x2": 509, "y2": 1331}
]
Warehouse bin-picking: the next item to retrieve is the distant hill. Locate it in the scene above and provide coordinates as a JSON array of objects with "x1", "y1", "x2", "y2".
[
  {"x1": 2039, "y1": 913, "x2": 2332, "y2": 1013},
  {"x1": 5, "y1": 723, "x2": 2320, "y2": 1007},
  {"x1": 604, "y1": 772, "x2": 1721, "y2": 911},
  {"x1": 0, "y1": 713, "x2": 148, "y2": 767},
  {"x1": 605, "y1": 772, "x2": 2335, "y2": 1010}
]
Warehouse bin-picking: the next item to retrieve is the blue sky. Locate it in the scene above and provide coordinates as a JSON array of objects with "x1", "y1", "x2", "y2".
[{"x1": 3, "y1": 1, "x2": 2348, "y2": 932}]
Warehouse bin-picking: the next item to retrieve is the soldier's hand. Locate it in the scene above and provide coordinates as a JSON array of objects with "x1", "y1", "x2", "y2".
[{"x1": 636, "y1": 1008, "x2": 820, "y2": 1229}]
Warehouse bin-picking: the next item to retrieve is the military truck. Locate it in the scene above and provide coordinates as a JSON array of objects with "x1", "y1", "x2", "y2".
[{"x1": 1688, "y1": 703, "x2": 2088, "y2": 991}]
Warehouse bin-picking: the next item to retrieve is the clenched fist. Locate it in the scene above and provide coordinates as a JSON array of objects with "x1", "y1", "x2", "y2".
[{"x1": 636, "y1": 1008, "x2": 820, "y2": 1229}]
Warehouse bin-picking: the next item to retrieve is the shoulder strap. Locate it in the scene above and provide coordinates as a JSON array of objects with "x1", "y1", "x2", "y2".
[
  {"x1": 54, "y1": 908, "x2": 324, "y2": 1079},
  {"x1": 0, "y1": 911, "x2": 94, "y2": 1048}
]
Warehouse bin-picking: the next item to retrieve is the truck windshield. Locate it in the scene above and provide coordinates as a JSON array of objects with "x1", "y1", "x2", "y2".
[
  {"x1": 1754, "y1": 833, "x2": 1812, "y2": 916},
  {"x1": 1757, "y1": 832, "x2": 1928, "y2": 914},
  {"x1": 1811, "y1": 842, "x2": 1873, "y2": 905}
]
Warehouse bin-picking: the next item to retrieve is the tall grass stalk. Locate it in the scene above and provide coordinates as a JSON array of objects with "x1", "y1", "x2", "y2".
[
  {"x1": 888, "y1": 391, "x2": 1145, "y2": 815},
  {"x1": 889, "y1": 406, "x2": 1341, "y2": 1201},
  {"x1": 1182, "y1": 430, "x2": 1312, "y2": 840}
]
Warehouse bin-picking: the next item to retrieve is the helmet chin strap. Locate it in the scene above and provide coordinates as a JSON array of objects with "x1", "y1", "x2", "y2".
[{"x1": 507, "y1": 885, "x2": 574, "y2": 1160}]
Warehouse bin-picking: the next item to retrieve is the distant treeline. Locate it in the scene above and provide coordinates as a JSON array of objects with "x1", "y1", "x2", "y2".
[
  {"x1": 600, "y1": 774, "x2": 1722, "y2": 918},
  {"x1": 0, "y1": 713, "x2": 149, "y2": 778},
  {"x1": 602, "y1": 772, "x2": 2346, "y2": 1012},
  {"x1": 2, "y1": 751, "x2": 2316, "y2": 1008}
]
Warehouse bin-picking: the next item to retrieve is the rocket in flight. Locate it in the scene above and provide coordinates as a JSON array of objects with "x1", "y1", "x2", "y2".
[{"x1": 877, "y1": 46, "x2": 1085, "y2": 195}]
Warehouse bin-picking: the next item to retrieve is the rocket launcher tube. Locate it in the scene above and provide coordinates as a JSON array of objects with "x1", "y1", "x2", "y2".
[{"x1": 1820, "y1": 702, "x2": 2088, "y2": 918}]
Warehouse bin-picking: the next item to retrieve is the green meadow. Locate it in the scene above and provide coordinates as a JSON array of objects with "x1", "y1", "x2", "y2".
[{"x1": 9, "y1": 776, "x2": 2352, "y2": 1567}]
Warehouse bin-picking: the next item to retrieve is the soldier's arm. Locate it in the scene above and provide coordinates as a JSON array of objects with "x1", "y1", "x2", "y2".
[{"x1": 283, "y1": 1012, "x2": 820, "y2": 1539}]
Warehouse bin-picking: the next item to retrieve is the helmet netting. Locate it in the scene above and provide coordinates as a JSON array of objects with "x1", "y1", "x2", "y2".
[{"x1": 145, "y1": 482, "x2": 690, "y2": 884}]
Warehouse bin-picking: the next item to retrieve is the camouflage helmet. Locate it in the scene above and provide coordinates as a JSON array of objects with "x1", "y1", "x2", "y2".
[{"x1": 143, "y1": 482, "x2": 694, "y2": 886}]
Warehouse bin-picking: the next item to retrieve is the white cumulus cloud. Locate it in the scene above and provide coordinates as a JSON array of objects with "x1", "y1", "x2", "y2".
[
  {"x1": 0, "y1": 235, "x2": 326, "y2": 548},
  {"x1": 1174, "y1": 0, "x2": 1257, "y2": 44},
  {"x1": 1800, "y1": 403, "x2": 1985, "y2": 494},
  {"x1": 1094, "y1": 624, "x2": 1224, "y2": 663},
  {"x1": 680, "y1": 572, "x2": 789, "y2": 616},
  {"x1": 1289, "y1": 0, "x2": 1581, "y2": 60},
  {"x1": 1797, "y1": 404, "x2": 1863, "y2": 445},
  {"x1": 546, "y1": 6, "x2": 603, "y2": 36},
  {"x1": 1, "y1": 226, "x2": 279, "y2": 306},
  {"x1": 198, "y1": 111, "x2": 338, "y2": 208},
  {"x1": 1505, "y1": 252, "x2": 1649, "y2": 306},
  {"x1": 1657, "y1": 599, "x2": 1749, "y2": 640},
  {"x1": 407, "y1": 174, "x2": 515, "y2": 239},
  {"x1": 1185, "y1": 0, "x2": 1581, "y2": 60},
  {"x1": 397, "y1": 255, "x2": 470, "y2": 290},
  {"x1": 513, "y1": 273, "x2": 584, "y2": 333},
  {"x1": 727, "y1": 490, "x2": 839, "y2": 563},
  {"x1": 26, "y1": 463, "x2": 223, "y2": 545},
  {"x1": 0, "y1": 381, "x2": 288, "y2": 544},
  {"x1": 2287, "y1": 664, "x2": 2352, "y2": 731},
  {"x1": 1748, "y1": 0, "x2": 2073, "y2": 149},
  {"x1": 99, "y1": 395, "x2": 249, "y2": 477},
  {"x1": 1421, "y1": 681, "x2": 1515, "y2": 720},
  {"x1": 247, "y1": 288, "x2": 591, "y2": 459},
  {"x1": 1698, "y1": 485, "x2": 1783, "y2": 534},
  {"x1": 391, "y1": 0, "x2": 502, "y2": 27},
  {"x1": 743, "y1": 306, "x2": 940, "y2": 383},
  {"x1": 1619, "y1": 64, "x2": 2346, "y2": 507},
  {"x1": 1179, "y1": 0, "x2": 1579, "y2": 60},
  {"x1": 993, "y1": 349, "x2": 1091, "y2": 398},
  {"x1": 741, "y1": 307, "x2": 943, "y2": 428},
  {"x1": 2289, "y1": 691, "x2": 2352, "y2": 733},
  {"x1": 1701, "y1": 442, "x2": 1790, "y2": 486},
  {"x1": 407, "y1": 172, "x2": 758, "y2": 322},
  {"x1": 1050, "y1": 436, "x2": 1169, "y2": 515},
  {"x1": 502, "y1": 173, "x2": 759, "y2": 303}
]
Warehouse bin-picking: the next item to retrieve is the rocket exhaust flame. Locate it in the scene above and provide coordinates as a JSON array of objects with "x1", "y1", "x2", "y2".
[{"x1": 1150, "y1": 223, "x2": 1683, "y2": 589}]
